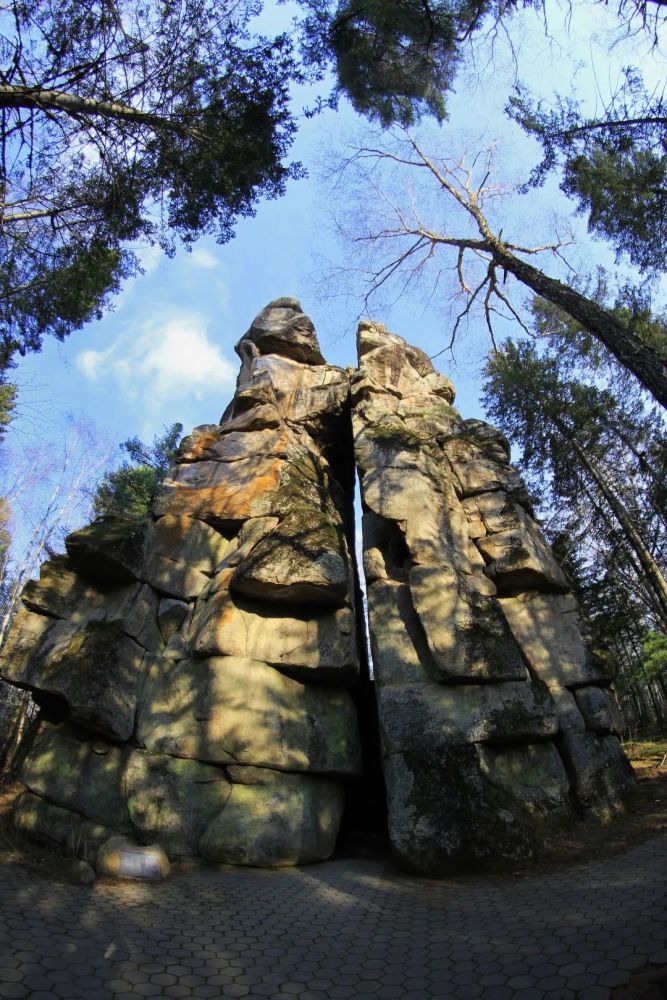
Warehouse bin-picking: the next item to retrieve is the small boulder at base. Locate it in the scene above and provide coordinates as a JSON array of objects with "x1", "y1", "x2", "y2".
[{"x1": 97, "y1": 835, "x2": 170, "y2": 879}]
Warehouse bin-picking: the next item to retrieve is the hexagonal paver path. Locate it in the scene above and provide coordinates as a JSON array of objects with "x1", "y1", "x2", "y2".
[{"x1": 0, "y1": 834, "x2": 666, "y2": 1000}]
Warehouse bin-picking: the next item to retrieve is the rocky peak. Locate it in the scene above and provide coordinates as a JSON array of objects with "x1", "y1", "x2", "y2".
[{"x1": 236, "y1": 296, "x2": 326, "y2": 366}]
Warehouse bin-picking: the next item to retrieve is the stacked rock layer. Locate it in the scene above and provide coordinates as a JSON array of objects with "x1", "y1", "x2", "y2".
[
  {"x1": 353, "y1": 320, "x2": 637, "y2": 874},
  {"x1": 0, "y1": 299, "x2": 361, "y2": 868},
  {"x1": 0, "y1": 302, "x2": 637, "y2": 874}
]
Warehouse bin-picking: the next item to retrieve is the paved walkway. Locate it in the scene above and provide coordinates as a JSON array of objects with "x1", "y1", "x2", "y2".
[{"x1": 0, "y1": 835, "x2": 666, "y2": 1000}]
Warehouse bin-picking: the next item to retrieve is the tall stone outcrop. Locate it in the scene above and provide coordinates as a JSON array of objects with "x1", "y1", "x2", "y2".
[
  {"x1": 353, "y1": 320, "x2": 637, "y2": 874},
  {"x1": 0, "y1": 302, "x2": 638, "y2": 875},
  {"x1": 0, "y1": 298, "x2": 362, "y2": 867}
]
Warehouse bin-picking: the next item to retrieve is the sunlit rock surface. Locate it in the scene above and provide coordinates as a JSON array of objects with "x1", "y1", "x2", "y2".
[
  {"x1": 353, "y1": 319, "x2": 636, "y2": 875},
  {"x1": 0, "y1": 302, "x2": 636, "y2": 875}
]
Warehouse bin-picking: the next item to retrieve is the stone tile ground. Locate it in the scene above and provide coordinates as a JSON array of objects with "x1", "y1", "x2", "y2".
[{"x1": 0, "y1": 834, "x2": 665, "y2": 1000}]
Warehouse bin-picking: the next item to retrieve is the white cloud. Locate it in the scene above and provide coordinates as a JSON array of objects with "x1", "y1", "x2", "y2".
[
  {"x1": 140, "y1": 318, "x2": 236, "y2": 396},
  {"x1": 136, "y1": 246, "x2": 164, "y2": 274},
  {"x1": 78, "y1": 346, "x2": 113, "y2": 381},
  {"x1": 76, "y1": 310, "x2": 237, "y2": 406},
  {"x1": 189, "y1": 247, "x2": 220, "y2": 269}
]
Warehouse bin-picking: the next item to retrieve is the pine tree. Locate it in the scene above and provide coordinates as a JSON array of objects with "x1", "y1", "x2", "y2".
[{"x1": 92, "y1": 423, "x2": 182, "y2": 519}]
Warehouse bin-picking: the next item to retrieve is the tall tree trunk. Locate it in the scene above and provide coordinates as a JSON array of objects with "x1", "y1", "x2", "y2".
[
  {"x1": 578, "y1": 476, "x2": 666, "y2": 624},
  {"x1": 492, "y1": 245, "x2": 667, "y2": 409},
  {"x1": 0, "y1": 84, "x2": 193, "y2": 135},
  {"x1": 554, "y1": 420, "x2": 667, "y2": 625}
]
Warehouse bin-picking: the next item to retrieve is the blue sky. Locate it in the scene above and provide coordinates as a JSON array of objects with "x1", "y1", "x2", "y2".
[{"x1": 4, "y1": 1, "x2": 665, "y2": 549}]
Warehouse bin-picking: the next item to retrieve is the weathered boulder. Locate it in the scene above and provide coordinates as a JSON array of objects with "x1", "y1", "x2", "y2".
[
  {"x1": 547, "y1": 683, "x2": 587, "y2": 735},
  {"x1": 22, "y1": 555, "x2": 110, "y2": 618},
  {"x1": 408, "y1": 565, "x2": 528, "y2": 682},
  {"x1": 384, "y1": 740, "x2": 571, "y2": 874},
  {"x1": 231, "y1": 508, "x2": 351, "y2": 607},
  {"x1": 21, "y1": 723, "x2": 131, "y2": 830},
  {"x1": 574, "y1": 687, "x2": 625, "y2": 736},
  {"x1": 142, "y1": 515, "x2": 229, "y2": 600},
  {"x1": 499, "y1": 592, "x2": 615, "y2": 689},
  {"x1": 354, "y1": 318, "x2": 634, "y2": 873},
  {"x1": 187, "y1": 591, "x2": 357, "y2": 680},
  {"x1": 154, "y1": 452, "x2": 340, "y2": 530},
  {"x1": 359, "y1": 467, "x2": 471, "y2": 569},
  {"x1": 470, "y1": 493, "x2": 570, "y2": 593},
  {"x1": 0, "y1": 300, "x2": 637, "y2": 875},
  {"x1": 558, "y1": 734, "x2": 638, "y2": 821},
  {"x1": 162, "y1": 634, "x2": 190, "y2": 661},
  {"x1": 376, "y1": 679, "x2": 557, "y2": 753},
  {"x1": 2, "y1": 618, "x2": 145, "y2": 740},
  {"x1": 231, "y1": 509, "x2": 351, "y2": 607},
  {"x1": 355, "y1": 320, "x2": 455, "y2": 402},
  {"x1": 0, "y1": 606, "x2": 56, "y2": 679},
  {"x1": 241, "y1": 298, "x2": 326, "y2": 366},
  {"x1": 65, "y1": 517, "x2": 147, "y2": 582},
  {"x1": 22, "y1": 562, "x2": 163, "y2": 651},
  {"x1": 444, "y1": 420, "x2": 529, "y2": 503},
  {"x1": 157, "y1": 598, "x2": 190, "y2": 641},
  {"x1": 200, "y1": 770, "x2": 345, "y2": 866},
  {"x1": 153, "y1": 454, "x2": 285, "y2": 526},
  {"x1": 214, "y1": 516, "x2": 280, "y2": 572},
  {"x1": 126, "y1": 751, "x2": 231, "y2": 855},
  {"x1": 137, "y1": 656, "x2": 361, "y2": 775}
]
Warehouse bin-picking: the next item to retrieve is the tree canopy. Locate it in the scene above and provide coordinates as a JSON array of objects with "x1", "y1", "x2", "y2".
[
  {"x1": 294, "y1": 0, "x2": 513, "y2": 126},
  {"x1": 4, "y1": 0, "x2": 665, "y2": 372},
  {"x1": 0, "y1": 380, "x2": 16, "y2": 441},
  {"x1": 1, "y1": 0, "x2": 516, "y2": 369},
  {"x1": 508, "y1": 68, "x2": 667, "y2": 274},
  {"x1": 0, "y1": 0, "x2": 304, "y2": 367}
]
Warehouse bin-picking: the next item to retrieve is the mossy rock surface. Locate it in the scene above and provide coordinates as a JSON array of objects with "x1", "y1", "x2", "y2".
[
  {"x1": 231, "y1": 508, "x2": 350, "y2": 607},
  {"x1": 66, "y1": 517, "x2": 148, "y2": 583},
  {"x1": 199, "y1": 772, "x2": 344, "y2": 866},
  {"x1": 13, "y1": 619, "x2": 146, "y2": 741},
  {"x1": 21, "y1": 723, "x2": 132, "y2": 830}
]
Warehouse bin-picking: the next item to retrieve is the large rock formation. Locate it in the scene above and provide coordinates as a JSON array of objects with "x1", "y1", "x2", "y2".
[
  {"x1": 353, "y1": 320, "x2": 637, "y2": 874},
  {"x1": 0, "y1": 301, "x2": 637, "y2": 875},
  {"x1": 1, "y1": 298, "x2": 361, "y2": 868}
]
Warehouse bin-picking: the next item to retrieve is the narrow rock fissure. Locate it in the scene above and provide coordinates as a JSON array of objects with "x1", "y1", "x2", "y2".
[
  {"x1": 336, "y1": 469, "x2": 388, "y2": 855},
  {"x1": 353, "y1": 471, "x2": 374, "y2": 682}
]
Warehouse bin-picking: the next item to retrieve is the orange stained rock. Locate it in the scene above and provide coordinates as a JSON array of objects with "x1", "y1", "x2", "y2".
[
  {"x1": 179, "y1": 428, "x2": 221, "y2": 461},
  {"x1": 160, "y1": 464, "x2": 283, "y2": 523}
]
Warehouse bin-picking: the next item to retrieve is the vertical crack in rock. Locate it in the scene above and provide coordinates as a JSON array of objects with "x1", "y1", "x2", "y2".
[
  {"x1": 353, "y1": 318, "x2": 638, "y2": 874},
  {"x1": 0, "y1": 301, "x2": 638, "y2": 875}
]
